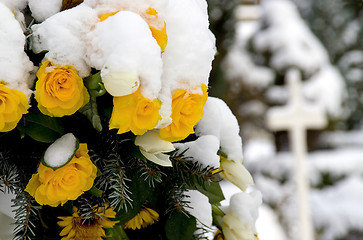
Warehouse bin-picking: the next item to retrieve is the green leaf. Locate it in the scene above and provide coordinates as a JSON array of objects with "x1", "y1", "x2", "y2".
[
  {"x1": 192, "y1": 178, "x2": 225, "y2": 204},
  {"x1": 79, "y1": 96, "x2": 102, "y2": 131},
  {"x1": 105, "y1": 223, "x2": 130, "y2": 240},
  {"x1": 165, "y1": 212, "x2": 196, "y2": 240},
  {"x1": 88, "y1": 186, "x2": 103, "y2": 197},
  {"x1": 17, "y1": 111, "x2": 64, "y2": 143},
  {"x1": 84, "y1": 72, "x2": 106, "y2": 97}
]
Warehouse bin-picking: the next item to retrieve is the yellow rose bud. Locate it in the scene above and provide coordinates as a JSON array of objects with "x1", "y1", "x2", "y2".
[
  {"x1": 109, "y1": 88, "x2": 161, "y2": 135},
  {"x1": 135, "y1": 130, "x2": 174, "y2": 167},
  {"x1": 159, "y1": 84, "x2": 208, "y2": 142},
  {"x1": 25, "y1": 143, "x2": 97, "y2": 207},
  {"x1": 101, "y1": 71, "x2": 140, "y2": 97},
  {"x1": 0, "y1": 83, "x2": 29, "y2": 132},
  {"x1": 35, "y1": 61, "x2": 90, "y2": 117},
  {"x1": 219, "y1": 156, "x2": 254, "y2": 191}
]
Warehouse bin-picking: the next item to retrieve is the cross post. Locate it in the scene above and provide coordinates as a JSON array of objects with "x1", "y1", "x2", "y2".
[{"x1": 266, "y1": 69, "x2": 327, "y2": 240}]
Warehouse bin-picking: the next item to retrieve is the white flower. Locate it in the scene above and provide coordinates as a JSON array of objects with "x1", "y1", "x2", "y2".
[
  {"x1": 220, "y1": 157, "x2": 254, "y2": 191},
  {"x1": 135, "y1": 130, "x2": 174, "y2": 167},
  {"x1": 222, "y1": 191, "x2": 262, "y2": 240},
  {"x1": 100, "y1": 70, "x2": 140, "y2": 97}
]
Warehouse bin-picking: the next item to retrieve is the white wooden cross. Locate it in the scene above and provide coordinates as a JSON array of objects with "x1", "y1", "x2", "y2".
[{"x1": 266, "y1": 69, "x2": 327, "y2": 240}]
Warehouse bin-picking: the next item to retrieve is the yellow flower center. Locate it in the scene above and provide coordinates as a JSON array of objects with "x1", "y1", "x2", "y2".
[
  {"x1": 159, "y1": 84, "x2": 208, "y2": 142},
  {"x1": 35, "y1": 61, "x2": 89, "y2": 117},
  {"x1": 109, "y1": 88, "x2": 161, "y2": 135}
]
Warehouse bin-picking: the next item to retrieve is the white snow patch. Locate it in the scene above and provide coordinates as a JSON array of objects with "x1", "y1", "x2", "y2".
[
  {"x1": 183, "y1": 189, "x2": 212, "y2": 229},
  {"x1": 311, "y1": 176, "x2": 363, "y2": 240},
  {"x1": 196, "y1": 97, "x2": 243, "y2": 163},
  {"x1": 28, "y1": 0, "x2": 62, "y2": 22},
  {"x1": 0, "y1": 2, "x2": 34, "y2": 99},
  {"x1": 174, "y1": 135, "x2": 220, "y2": 169},
  {"x1": 43, "y1": 133, "x2": 77, "y2": 168},
  {"x1": 31, "y1": 4, "x2": 98, "y2": 77}
]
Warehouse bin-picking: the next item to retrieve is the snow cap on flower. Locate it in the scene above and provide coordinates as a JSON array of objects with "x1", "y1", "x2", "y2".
[
  {"x1": 0, "y1": 2, "x2": 34, "y2": 99},
  {"x1": 0, "y1": 0, "x2": 28, "y2": 12},
  {"x1": 196, "y1": 97, "x2": 244, "y2": 163},
  {"x1": 43, "y1": 133, "x2": 78, "y2": 168},
  {"x1": 222, "y1": 190, "x2": 262, "y2": 240},
  {"x1": 135, "y1": 130, "x2": 174, "y2": 167},
  {"x1": 31, "y1": 3, "x2": 98, "y2": 78},
  {"x1": 28, "y1": 0, "x2": 62, "y2": 22},
  {"x1": 87, "y1": 10, "x2": 163, "y2": 99},
  {"x1": 161, "y1": 0, "x2": 215, "y2": 93},
  {"x1": 174, "y1": 135, "x2": 220, "y2": 168}
]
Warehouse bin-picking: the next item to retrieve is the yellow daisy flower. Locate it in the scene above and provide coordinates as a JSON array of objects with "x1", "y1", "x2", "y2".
[
  {"x1": 57, "y1": 204, "x2": 119, "y2": 240},
  {"x1": 123, "y1": 207, "x2": 159, "y2": 230}
]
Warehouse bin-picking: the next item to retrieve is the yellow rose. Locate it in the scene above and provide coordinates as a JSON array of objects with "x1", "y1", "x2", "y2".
[
  {"x1": 0, "y1": 83, "x2": 29, "y2": 132},
  {"x1": 35, "y1": 61, "x2": 90, "y2": 117},
  {"x1": 159, "y1": 84, "x2": 208, "y2": 142},
  {"x1": 25, "y1": 143, "x2": 97, "y2": 207},
  {"x1": 109, "y1": 88, "x2": 161, "y2": 135}
]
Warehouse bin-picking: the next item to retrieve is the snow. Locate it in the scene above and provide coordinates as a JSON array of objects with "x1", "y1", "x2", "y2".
[
  {"x1": 311, "y1": 176, "x2": 363, "y2": 240},
  {"x1": 0, "y1": 0, "x2": 28, "y2": 11},
  {"x1": 31, "y1": 4, "x2": 97, "y2": 78},
  {"x1": 253, "y1": 0, "x2": 329, "y2": 76},
  {"x1": 183, "y1": 189, "x2": 212, "y2": 229},
  {"x1": 43, "y1": 133, "x2": 77, "y2": 168},
  {"x1": 256, "y1": 204, "x2": 288, "y2": 240},
  {"x1": 174, "y1": 135, "x2": 220, "y2": 168},
  {"x1": 303, "y1": 65, "x2": 345, "y2": 119},
  {"x1": 28, "y1": 0, "x2": 62, "y2": 22},
  {"x1": 161, "y1": 0, "x2": 216, "y2": 93},
  {"x1": 88, "y1": 10, "x2": 162, "y2": 99},
  {"x1": 0, "y1": 2, "x2": 34, "y2": 99},
  {"x1": 196, "y1": 97, "x2": 243, "y2": 163},
  {"x1": 244, "y1": 131, "x2": 363, "y2": 239},
  {"x1": 228, "y1": 190, "x2": 262, "y2": 231}
]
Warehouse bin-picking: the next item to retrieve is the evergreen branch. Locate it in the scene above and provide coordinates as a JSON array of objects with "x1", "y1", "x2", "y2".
[
  {"x1": 12, "y1": 192, "x2": 39, "y2": 240},
  {"x1": 0, "y1": 153, "x2": 39, "y2": 240},
  {"x1": 95, "y1": 154, "x2": 132, "y2": 212},
  {"x1": 136, "y1": 158, "x2": 163, "y2": 188}
]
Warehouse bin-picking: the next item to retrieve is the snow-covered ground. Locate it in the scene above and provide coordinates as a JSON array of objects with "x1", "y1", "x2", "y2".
[{"x1": 242, "y1": 131, "x2": 363, "y2": 240}]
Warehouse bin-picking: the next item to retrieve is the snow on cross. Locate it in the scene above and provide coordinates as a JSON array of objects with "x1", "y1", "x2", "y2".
[{"x1": 266, "y1": 69, "x2": 327, "y2": 240}]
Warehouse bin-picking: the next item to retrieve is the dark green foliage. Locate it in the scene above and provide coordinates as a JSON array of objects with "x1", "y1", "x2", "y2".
[{"x1": 165, "y1": 211, "x2": 197, "y2": 240}]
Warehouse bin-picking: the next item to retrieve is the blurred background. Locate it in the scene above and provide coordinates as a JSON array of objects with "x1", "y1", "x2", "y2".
[{"x1": 206, "y1": 0, "x2": 363, "y2": 239}]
